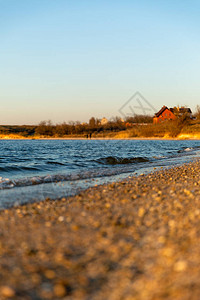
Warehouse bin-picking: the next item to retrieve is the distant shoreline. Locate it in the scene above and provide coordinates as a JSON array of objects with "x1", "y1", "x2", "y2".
[
  {"x1": 0, "y1": 135, "x2": 200, "y2": 140},
  {"x1": 1, "y1": 119, "x2": 200, "y2": 140}
]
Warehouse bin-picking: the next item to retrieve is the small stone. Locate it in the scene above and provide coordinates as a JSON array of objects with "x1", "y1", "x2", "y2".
[
  {"x1": 71, "y1": 225, "x2": 79, "y2": 231},
  {"x1": 94, "y1": 221, "x2": 101, "y2": 228},
  {"x1": 54, "y1": 283, "x2": 66, "y2": 297},
  {"x1": 174, "y1": 260, "x2": 187, "y2": 272},
  {"x1": 158, "y1": 236, "x2": 165, "y2": 244},
  {"x1": 58, "y1": 216, "x2": 64, "y2": 222},
  {"x1": 45, "y1": 270, "x2": 56, "y2": 279},
  {"x1": 138, "y1": 208, "x2": 145, "y2": 218},
  {"x1": 45, "y1": 222, "x2": 51, "y2": 227},
  {"x1": 1, "y1": 286, "x2": 15, "y2": 298},
  {"x1": 162, "y1": 247, "x2": 173, "y2": 257},
  {"x1": 121, "y1": 198, "x2": 128, "y2": 204},
  {"x1": 168, "y1": 220, "x2": 175, "y2": 228},
  {"x1": 183, "y1": 189, "x2": 193, "y2": 198}
]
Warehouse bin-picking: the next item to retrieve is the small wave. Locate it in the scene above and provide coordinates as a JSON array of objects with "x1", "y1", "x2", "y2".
[
  {"x1": 178, "y1": 147, "x2": 193, "y2": 153},
  {"x1": 0, "y1": 174, "x2": 74, "y2": 190},
  {"x1": 0, "y1": 159, "x2": 147, "y2": 190},
  {"x1": 0, "y1": 166, "x2": 41, "y2": 172},
  {"x1": 96, "y1": 156, "x2": 149, "y2": 165},
  {"x1": 153, "y1": 155, "x2": 167, "y2": 159}
]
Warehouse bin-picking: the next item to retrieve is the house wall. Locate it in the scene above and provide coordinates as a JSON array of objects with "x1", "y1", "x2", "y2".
[{"x1": 153, "y1": 109, "x2": 176, "y2": 124}]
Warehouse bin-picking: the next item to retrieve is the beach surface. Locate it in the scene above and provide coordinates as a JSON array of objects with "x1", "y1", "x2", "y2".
[
  {"x1": 0, "y1": 134, "x2": 200, "y2": 140},
  {"x1": 0, "y1": 160, "x2": 200, "y2": 299}
]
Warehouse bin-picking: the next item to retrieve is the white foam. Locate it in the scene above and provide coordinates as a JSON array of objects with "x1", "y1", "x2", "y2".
[{"x1": 184, "y1": 147, "x2": 193, "y2": 151}]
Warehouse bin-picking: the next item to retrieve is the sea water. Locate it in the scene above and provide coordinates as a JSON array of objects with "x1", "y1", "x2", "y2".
[{"x1": 0, "y1": 139, "x2": 200, "y2": 209}]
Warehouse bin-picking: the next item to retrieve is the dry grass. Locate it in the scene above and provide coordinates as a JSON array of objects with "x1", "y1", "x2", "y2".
[
  {"x1": 113, "y1": 120, "x2": 200, "y2": 139},
  {"x1": 0, "y1": 134, "x2": 27, "y2": 139},
  {"x1": 128, "y1": 122, "x2": 182, "y2": 138}
]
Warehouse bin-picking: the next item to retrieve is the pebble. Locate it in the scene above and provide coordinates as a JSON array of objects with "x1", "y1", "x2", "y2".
[
  {"x1": 174, "y1": 260, "x2": 188, "y2": 272},
  {"x1": 1, "y1": 286, "x2": 15, "y2": 298},
  {"x1": 54, "y1": 283, "x2": 66, "y2": 297}
]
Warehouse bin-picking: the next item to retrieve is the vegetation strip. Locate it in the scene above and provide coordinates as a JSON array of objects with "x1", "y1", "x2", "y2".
[{"x1": 1, "y1": 106, "x2": 200, "y2": 139}]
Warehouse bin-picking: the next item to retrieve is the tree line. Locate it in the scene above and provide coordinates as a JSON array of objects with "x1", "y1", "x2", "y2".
[
  {"x1": 35, "y1": 115, "x2": 153, "y2": 137},
  {"x1": 0, "y1": 115, "x2": 152, "y2": 137}
]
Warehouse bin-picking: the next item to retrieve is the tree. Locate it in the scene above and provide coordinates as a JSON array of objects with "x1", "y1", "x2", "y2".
[
  {"x1": 35, "y1": 120, "x2": 54, "y2": 136},
  {"x1": 89, "y1": 117, "x2": 96, "y2": 128},
  {"x1": 194, "y1": 105, "x2": 200, "y2": 120}
]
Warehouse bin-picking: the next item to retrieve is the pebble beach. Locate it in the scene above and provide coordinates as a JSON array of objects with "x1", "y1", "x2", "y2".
[{"x1": 1, "y1": 160, "x2": 200, "y2": 299}]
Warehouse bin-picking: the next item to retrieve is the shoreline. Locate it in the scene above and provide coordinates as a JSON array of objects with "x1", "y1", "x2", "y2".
[
  {"x1": 0, "y1": 160, "x2": 200, "y2": 299},
  {"x1": 0, "y1": 135, "x2": 200, "y2": 140}
]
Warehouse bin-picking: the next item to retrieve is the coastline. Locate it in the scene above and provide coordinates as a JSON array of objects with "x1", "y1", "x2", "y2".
[
  {"x1": 0, "y1": 134, "x2": 200, "y2": 140},
  {"x1": 0, "y1": 160, "x2": 200, "y2": 299}
]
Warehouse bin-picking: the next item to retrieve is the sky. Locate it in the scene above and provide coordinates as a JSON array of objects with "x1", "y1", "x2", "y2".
[{"x1": 0, "y1": 0, "x2": 200, "y2": 125}]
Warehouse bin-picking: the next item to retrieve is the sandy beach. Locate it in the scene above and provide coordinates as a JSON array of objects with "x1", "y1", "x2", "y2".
[
  {"x1": 0, "y1": 160, "x2": 200, "y2": 299},
  {"x1": 0, "y1": 134, "x2": 200, "y2": 140}
]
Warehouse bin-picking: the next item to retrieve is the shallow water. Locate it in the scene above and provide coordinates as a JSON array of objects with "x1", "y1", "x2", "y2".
[{"x1": 0, "y1": 139, "x2": 200, "y2": 208}]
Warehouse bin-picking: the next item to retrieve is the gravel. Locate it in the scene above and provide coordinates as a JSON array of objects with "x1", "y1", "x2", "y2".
[{"x1": 0, "y1": 160, "x2": 200, "y2": 299}]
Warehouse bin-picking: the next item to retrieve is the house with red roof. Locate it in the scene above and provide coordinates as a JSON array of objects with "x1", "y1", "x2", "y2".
[
  {"x1": 153, "y1": 106, "x2": 176, "y2": 124},
  {"x1": 153, "y1": 106, "x2": 192, "y2": 124}
]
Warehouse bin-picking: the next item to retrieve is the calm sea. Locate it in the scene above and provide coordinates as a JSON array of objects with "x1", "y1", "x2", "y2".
[{"x1": 0, "y1": 139, "x2": 200, "y2": 209}]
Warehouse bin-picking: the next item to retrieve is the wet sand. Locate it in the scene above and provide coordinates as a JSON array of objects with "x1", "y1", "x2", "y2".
[{"x1": 0, "y1": 160, "x2": 200, "y2": 299}]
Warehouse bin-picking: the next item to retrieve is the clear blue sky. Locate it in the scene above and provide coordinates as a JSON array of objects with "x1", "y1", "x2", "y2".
[{"x1": 1, "y1": 0, "x2": 200, "y2": 124}]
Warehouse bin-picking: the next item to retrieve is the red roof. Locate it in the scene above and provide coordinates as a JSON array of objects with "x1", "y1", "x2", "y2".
[
  {"x1": 154, "y1": 106, "x2": 169, "y2": 117},
  {"x1": 155, "y1": 106, "x2": 192, "y2": 118}
]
